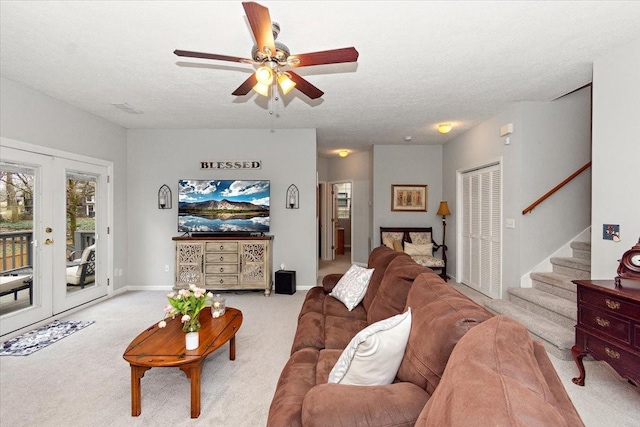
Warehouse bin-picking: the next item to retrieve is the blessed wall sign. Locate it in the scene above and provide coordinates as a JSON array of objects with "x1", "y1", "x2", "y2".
[{"x1": 200, "y1": 160, "x2": 262, "y2": 170}]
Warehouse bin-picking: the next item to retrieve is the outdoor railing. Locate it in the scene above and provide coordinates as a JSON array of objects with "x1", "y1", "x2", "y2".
[
  {"x1": 0, "y1": 231, "x2": 32, "y2": 272},
  {"x1": 0, "y1": 230, "x2": 95, "y2": 273}
]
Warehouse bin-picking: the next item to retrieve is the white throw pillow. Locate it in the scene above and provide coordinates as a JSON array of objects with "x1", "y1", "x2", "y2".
[
  {"x1": 328, "y1": 308, "x2": 412, "y2": 385},
  {"x1": 404, "y1": 241, "x2": 434, "y2": 257},
  {"x1": 330, "y1": 264, "x2": 374, "y2": 311}
]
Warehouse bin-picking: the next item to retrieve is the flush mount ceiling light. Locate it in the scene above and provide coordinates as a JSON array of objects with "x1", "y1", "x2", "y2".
[
  {"x1": 438, "y1": 123, "x2": 453, "y2": 134},
  {"x1": 338, "y1": 150, "x2": 349, "y2": 157}
]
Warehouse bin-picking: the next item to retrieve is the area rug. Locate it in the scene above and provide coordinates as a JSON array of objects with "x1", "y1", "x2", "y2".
[{"x1": 0, "y1": 320, "x2": 94, "y2": 356}]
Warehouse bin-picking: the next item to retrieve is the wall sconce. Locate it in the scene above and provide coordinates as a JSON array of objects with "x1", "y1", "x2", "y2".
[
  {"x1": 286, "y1": 184, "x2": 299, "y2": 209},
  {"x1": 438, "y1": 123, "x2": 453, "y2": 134},
  {"x1": 338, "y1": 150, "x2": 349, "y2": 158},
  {"x1": 158, "y1": 184, "x2": 172, "y2": 209}
]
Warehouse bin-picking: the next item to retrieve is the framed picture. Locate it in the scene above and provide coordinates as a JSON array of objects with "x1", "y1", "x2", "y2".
[{"x1": 391, "y1": 185, "x2": 428, "y2": 212}]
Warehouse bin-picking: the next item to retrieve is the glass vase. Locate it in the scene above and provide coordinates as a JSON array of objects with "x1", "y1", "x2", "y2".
[
  {"x1": 212, "y1": 294, "x2": 226, "y2": 318},
  {"x1": 182, "y1": 314, "x2": 201, "y2": 333}
]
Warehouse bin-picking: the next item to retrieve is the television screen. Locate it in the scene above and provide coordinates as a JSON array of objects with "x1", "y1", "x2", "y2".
[{"x1": 178, "y1": 180, "x2": 270, "y2": 234}]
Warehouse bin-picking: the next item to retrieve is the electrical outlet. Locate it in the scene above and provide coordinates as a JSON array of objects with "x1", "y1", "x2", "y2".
[{"x1": 165, "y1": 264, "x2": 170, "y2": 272}]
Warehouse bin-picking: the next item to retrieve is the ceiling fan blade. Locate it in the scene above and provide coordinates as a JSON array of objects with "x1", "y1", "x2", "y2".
[
  {"x1": 174, "y1": 49, "x2": 252, "y2": 64},
  {"x1": 243, "y1": 2, "x2": 276, "y2": 56},
  {"x1": 287, "y1": 71, "x2": 324, "y2": 99},
  {"x1": 288, "y1": 47, "x2": 359, "y2": 68},
  {"x1": 232, "y1": 74, "x2": 258, "y2": 96}
]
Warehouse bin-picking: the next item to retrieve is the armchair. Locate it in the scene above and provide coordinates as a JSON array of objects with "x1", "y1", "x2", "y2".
[{"x1": 66, "y1": 244, "x2": 96, "y2": 289}]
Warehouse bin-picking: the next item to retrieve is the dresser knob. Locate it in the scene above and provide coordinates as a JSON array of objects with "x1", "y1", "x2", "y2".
[
  {"x1": 220, "y1": 267, "x2": 224, "y2": 272},
  {"x1": 220, "y1": 279, "x2": 224, "y2": 284},
  {"x1": 605, "y1": 299, "x2": 621, "y2": 310},
  {"x1": 220, "y1": 245, "x2": 224, "y2": 250},
  {"x1": 220, "y1": 256, "x2": 224, "y2": 261},
  {"x1": 596, "y1": 317, "x2": 610, "y2": 327}
]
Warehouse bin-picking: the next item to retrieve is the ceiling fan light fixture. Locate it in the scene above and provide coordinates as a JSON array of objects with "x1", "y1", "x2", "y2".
[
  {"x1": 277, "y1": 73, "x2": 296, "y2": 95},
  {"x1": 253, "y1": 81, "x2": 270, "y2": 97},
  {"x1": 255, "y1": 66, "x2": 274, "y2": 85},
  {"x1": 438, "y1": 122, "x2": 453, "y2": 134}
]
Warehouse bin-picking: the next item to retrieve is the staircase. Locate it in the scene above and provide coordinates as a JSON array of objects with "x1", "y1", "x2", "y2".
[{"x1": 484, "y1": 240, "x2": 591, "y2": 360}]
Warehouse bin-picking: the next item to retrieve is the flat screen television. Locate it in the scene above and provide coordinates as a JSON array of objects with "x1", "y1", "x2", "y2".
[{"x1": 178, "y1": 180, "x2": 270, "y2": 234}]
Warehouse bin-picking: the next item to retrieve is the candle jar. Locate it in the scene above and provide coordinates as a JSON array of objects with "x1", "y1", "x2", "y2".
[{"x1": 211, "y1": 294, "x2": 226, "y2": 318}]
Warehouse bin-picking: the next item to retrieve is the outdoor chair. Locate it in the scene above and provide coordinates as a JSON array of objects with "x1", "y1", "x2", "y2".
[{"x1": 66, "y1": 244, "x2": 96, "y2": 289}]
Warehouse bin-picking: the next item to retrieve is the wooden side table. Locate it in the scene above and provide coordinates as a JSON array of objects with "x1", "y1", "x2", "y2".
[{"x1": 571, "y1": 279, "x2": 640, "y2": 387}]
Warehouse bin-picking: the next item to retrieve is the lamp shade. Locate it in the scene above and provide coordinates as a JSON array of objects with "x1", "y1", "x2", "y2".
[
  {"x1": 277, "y1": 73, "x2": 296, "y2": 95},
  {"x1": 437, "y1": 201, "x2": 451, "y2": 216}
]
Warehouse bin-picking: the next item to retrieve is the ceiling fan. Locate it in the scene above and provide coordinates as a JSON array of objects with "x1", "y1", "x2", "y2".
[{"x1": 174, "y1": 1, "x2": 359, "y2": 100}]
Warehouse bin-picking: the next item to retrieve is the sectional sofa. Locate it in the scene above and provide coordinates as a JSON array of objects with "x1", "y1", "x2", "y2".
[{"x1": 267, "y1": 245, "x2": 584, "y2": 426}]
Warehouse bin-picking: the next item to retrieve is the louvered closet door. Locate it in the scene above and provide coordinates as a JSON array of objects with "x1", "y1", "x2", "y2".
[{"x1": 460, "y1": 164, "x2": 502, "y2": 298}]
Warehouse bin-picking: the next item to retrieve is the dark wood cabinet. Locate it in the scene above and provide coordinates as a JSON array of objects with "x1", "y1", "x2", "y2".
[{"x1": 572, "y1": 279, "x2": 640, "y2": 387}]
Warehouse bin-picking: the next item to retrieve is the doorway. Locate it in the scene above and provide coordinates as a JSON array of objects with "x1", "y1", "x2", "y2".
[
  {"x1": 0, "y1": 145, "x2": 111, "y2": 336},
  {"x1": 317, "y1": 181, "x2": 353, "y2": 281}
]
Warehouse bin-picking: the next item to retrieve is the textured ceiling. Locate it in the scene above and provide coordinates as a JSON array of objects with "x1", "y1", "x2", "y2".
[{"x1": 2, "y1": 1, "x2": 640, "y2": 157}]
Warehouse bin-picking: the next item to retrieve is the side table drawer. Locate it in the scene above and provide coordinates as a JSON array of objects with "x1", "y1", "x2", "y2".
[
  {"x1": 635, "y1": 325, "x2": 640, "y2": 351},
  {"x1": 580, "y1": 305, "x2": 631, "y2": 345},
  {"x1": 580, "y1": 288, "x2": 640, "y2": 318}
]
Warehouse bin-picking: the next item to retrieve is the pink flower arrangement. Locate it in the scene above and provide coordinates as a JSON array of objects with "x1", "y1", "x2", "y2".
[{"x1": 158, "y1": 284, "x2": 213, "y2": 333}]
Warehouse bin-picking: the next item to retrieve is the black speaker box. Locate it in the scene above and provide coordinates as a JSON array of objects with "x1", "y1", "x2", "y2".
[{"x1": 275, "y1": 270, "x2": 296, "y2": 295}]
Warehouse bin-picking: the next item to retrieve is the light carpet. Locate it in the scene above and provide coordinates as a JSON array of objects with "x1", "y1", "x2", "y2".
[{"x1": 0, "y1": 320, "x2": 94, "y2": 356}]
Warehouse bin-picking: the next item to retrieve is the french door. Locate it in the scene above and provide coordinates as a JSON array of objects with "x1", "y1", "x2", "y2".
[
  {"x1": 0, "y1": 146, "x2": 109, "y2": 336},
  {"x1": 459, "y1": 163, "x2": 502, "y2": 299}
]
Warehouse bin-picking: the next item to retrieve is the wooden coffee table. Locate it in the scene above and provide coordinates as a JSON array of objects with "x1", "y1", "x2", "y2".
[{"x1": 123, "y1": 306, "x2": 242, "y2": 418}]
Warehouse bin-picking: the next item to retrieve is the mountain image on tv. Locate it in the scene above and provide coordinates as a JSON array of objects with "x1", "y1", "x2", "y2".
[{"x1": 178, "y1": 180, "x2": 270, "y2": 233}]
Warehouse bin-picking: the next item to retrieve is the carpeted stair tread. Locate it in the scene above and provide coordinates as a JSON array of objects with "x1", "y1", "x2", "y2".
[
  {"x1": 530, "y1": 272, "x2": 577, "y2": 293},
  {"x1": 484, "y1": 299, "x2": 574, "y2": 359},
  {"x1": 571, "y1": 241, "x2": 591, "y2": 260},
  {"x1": 551, "y1": 256, "x2": 591, "y2": 272},
  {"x1": 508, "y1": 287, "x2": 577, "y2": 323}
]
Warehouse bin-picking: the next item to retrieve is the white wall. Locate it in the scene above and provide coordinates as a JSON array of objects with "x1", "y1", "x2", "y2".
[
  {"x1": 372, "y1": 145, "x2": 444, "y2": 247},
  {"x1": 442, "y1": 105, "x2": 523, "y2": 290},
  {"x1": 591, "y1": 37, "x2": 640, "y2": 278},
  {"x1": 0, "y1": 77, "x2": 129, "y2": 290},
  {"x1": 519, "y1": 89, "x2": 592, "y2": 273},
  {"x1": 442, "y1": 88, "x2": 591, "y2": 296},
  {"x1": 324, "y1": 150, "x2": 372, "y2": 264},
  {"x1": 126, "y1": 129, "x2": 318, "y2": 288}
]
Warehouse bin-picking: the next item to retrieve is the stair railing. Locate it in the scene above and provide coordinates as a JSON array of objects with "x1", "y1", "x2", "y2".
[{"x1": 522, "y1": 161, "x2": 591, "y2": 215}]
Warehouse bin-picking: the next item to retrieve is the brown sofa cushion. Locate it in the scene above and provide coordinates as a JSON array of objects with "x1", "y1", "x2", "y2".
[
  {"x1": 396, "y1": 273, "x2": 492, "y2": 394},
  {"x1": 302, "y1": 382, "x2": 430, "y2": 427},
  {"x1": 367, "y1": 255, "x2": 430, "y2": 324},
  {"x1": 415, "y1": 315, "x2": 585, "y2": 427},
  {"x1": 362, "y1": 246, "x2": 408, "y2": 312},
  {"x1": 267, "y1": 348, "x2": 320, "y2": 427}
]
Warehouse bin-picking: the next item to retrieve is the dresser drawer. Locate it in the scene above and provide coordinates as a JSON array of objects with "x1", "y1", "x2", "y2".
[
  {"x1": 205, "y1": 253, "x2": 239, "y2": 264},
  {"x1": 205, "y1": 275, "x2": 239, "y2": 286},
  {"x1": 635, "y1": 324, "x2": 640, "y2": 351},
  {"x1": 205, "y1": 264, "x2": 238, "y2": 275},
  {"x1": 579, "y1": 288, "x2": 640, "y2": 319},
  {"x1": 579, "y1": 305, "x2": 631, "y2": 344},
  {"x1": 584, "y1": 334, "x2": 640, "y2": 381},
  {"x1": 206, "y1": 242, "x2": 239, "y2": 253}
]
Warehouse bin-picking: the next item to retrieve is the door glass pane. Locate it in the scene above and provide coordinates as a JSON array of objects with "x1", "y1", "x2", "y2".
[
  {"x1": 0, "y1": 164, "x2": 35, "y2": 314},
  {"x1": 65, "y1": 172, "x2": 97, "y2": 294}
]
